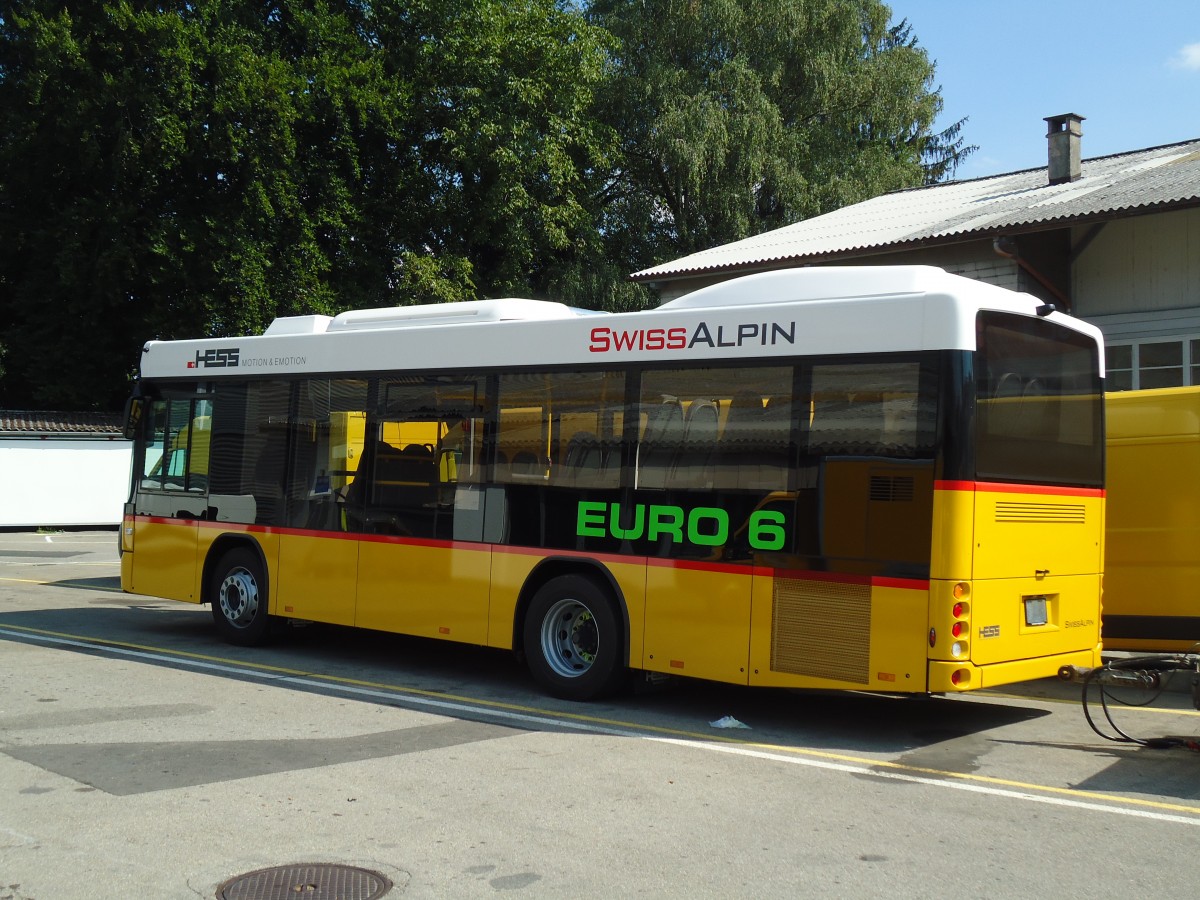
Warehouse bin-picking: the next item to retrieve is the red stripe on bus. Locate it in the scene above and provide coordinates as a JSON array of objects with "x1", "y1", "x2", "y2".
[
  {"x1": 139, "y1": 516, "x2": 489, "y2": 550},
  {"x1": 497, "y1": 544, "x2": 634, "y2": 567},
  {"x1": 761, "y1": 566, "x2": 928, "y2": 591},
  {"x1": 933, "y1": 480, "x2": 1104, "y2": 498},
  {"x1": 503, "y1": 545, "x2": 759, "y2": 576},
  {"x1": 646, "y1": 555, "x2": 757, "y2": 576},
  {"x1": 354, "y1": 532, "x2": 484, "y2": 552},
  {"x1": 132, "y1": 516, "x2": 928, "y2": 587}
]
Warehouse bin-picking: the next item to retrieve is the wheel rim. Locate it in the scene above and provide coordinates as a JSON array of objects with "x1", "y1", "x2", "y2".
[
  {"x1": 539, "y1": 596, "x2": 599, "y2": 679},
  {"x1": 218, "y1": 567, "x2": 260, "y2": 629}
]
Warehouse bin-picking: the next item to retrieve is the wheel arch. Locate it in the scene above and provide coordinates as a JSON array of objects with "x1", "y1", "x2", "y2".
[
  {"x1": 512, "y1": 557, "x2": 630, "y2": 664},
  {"x1": 201, "y1": 534, "x2": 270, "y2": 608}
]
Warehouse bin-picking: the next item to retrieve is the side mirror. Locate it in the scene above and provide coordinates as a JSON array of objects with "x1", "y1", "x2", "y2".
[{"x1": 122, "y1": 396, "x2": 144, "y2": 441}]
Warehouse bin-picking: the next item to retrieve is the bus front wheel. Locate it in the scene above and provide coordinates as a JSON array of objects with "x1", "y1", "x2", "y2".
[
  {"x1": 524, "y1": 574, "x2": 625, "y2": 701},
  {"x1": 210, "y1": 547, "x2": 271, "y2": 647}
]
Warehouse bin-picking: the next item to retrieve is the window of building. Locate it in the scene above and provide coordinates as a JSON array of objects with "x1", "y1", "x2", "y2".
[{"x1": 1105, "y1": 337, "x2": 1200, "y2": 391}]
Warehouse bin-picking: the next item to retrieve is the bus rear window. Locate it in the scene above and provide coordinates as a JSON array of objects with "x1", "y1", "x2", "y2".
[{"x1": 974, "y1": 312, "x2": 1103, "y2": 488}]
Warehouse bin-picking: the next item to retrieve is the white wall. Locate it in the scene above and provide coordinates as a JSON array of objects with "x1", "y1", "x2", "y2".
[{"x1": 0, "y1": 439, "x2": 132, "y2": 527}]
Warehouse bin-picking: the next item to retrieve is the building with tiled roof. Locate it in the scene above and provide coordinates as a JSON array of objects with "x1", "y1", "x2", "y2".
[
  {"x1": 0, "y1": 410, "x2": 124, "y2": 437},
  {"x1": 634, "y1": 114, "x2": 1200, "y2": 392}
]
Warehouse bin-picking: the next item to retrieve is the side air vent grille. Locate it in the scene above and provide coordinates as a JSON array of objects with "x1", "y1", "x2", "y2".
[
  {"x1": 772, "y1": 577, "x2": 871, "y2": 684},
  {"x1": 869, "y1": 475, "x2": 915, "y2": 502},
  {"x1": 995, "y1": 502, "x2": 1085, "y2": 524}
]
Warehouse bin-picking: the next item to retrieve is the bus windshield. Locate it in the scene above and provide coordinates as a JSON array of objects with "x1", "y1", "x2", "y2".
[{"x1": 974, "y1": 312, "x2": 1104, "y2": 488}]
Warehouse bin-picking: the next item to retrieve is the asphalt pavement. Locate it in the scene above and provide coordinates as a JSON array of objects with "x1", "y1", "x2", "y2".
[{"x1": 3, "y1": 530, "x2": 1200, "y2": 899}]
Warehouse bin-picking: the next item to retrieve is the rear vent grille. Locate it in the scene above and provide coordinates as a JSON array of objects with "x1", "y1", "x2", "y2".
[
  {"x1": 772, "y1": 578, "x2": 871, "y2": 684},
  {"x1": 869, "y1": 475, "x2": 915, "y2": 502},
  {"x1": 995, "y1": 501, "x2": 1085, "y2": 524}
]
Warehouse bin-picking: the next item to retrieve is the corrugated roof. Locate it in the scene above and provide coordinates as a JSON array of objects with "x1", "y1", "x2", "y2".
[
  {"x1": 632, "y1": 138, "x2": 1200, "y2": 281},
  {"x1": 0, "y1": 410, "x2": 124, "y2": 436}
]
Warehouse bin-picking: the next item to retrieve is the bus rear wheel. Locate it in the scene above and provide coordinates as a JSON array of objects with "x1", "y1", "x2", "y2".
[
  {"x1": 210, "y1": 547, "x2": 272, "y2": 647},
  {"x1": 524, "y1": 574, "x2": 625, "y2": 701}
]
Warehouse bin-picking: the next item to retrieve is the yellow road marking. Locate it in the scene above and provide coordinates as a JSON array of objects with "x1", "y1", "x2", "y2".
[
  {"x1": 984, "y1": 687, "x2": 1200, "y2": 718},
  {"x1": 0, "y1": 575, "x2": 123, "y2": 592},
  {"x1": 2, "y1": 620, "x2": 1199, "y2": 819}
]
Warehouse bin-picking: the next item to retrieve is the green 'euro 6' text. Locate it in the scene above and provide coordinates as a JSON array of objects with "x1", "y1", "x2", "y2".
[{"x1": 576, "y1": 501, "x2": 786, "y2": 550}]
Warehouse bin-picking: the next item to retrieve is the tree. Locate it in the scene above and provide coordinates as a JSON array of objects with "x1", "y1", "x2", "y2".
[
  {"x1": 0, "y1": 0, "x2": 401, "y2": 408},
  {"x1": 586, "y1": 0, "x2": 972, "y2": 267},
  {"x1": 377, "y1": 0, "x2": 616, "y2": 301},
  {"x1": 0, "y1": 0, "x2": 973, "y2": 408},
  {"x1": 0, "y1": 0, "x2": 615, "y2": 408}
]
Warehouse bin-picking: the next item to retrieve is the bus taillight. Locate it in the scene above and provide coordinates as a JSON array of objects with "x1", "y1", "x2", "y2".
[
  {"x1": 948, "y1": 584, "x2": 970, "y2": 659},
  {"x1": 952, "y1": 583, "x2": 970, "y2": 619}
]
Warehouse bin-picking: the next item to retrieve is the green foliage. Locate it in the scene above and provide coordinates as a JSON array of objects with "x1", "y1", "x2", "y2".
[
  {"x1": 378, "y1": 0, "x2": 617, "y2": 300},
  {"x1": 0, "y1": 0, "x2": 615, "y2": 408},
  {"x1": 586, "y1": 0, "x2": 971, "y2": 260},
  {"x1": 0, "y1": 0, "x2": 968, "y2": 409},
  {"x1": 0, "y1": 0, "x2": 398, "y2": 407}
]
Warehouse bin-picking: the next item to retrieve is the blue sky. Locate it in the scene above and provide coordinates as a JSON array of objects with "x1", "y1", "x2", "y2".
[{"x1": 887, "y1": 1, "x2": 1200, "y2": 180}]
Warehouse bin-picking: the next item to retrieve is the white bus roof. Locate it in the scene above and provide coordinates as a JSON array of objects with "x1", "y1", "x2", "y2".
[
  {"x1": 138, "y1": 266, "x2": 1105, "y2": 380},
  {"x1": 263, "y1": 297, "x2": 580, "y2": 336}
]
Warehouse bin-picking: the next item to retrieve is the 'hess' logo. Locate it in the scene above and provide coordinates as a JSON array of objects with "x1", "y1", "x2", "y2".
[{"x1": 188, "y1": 348, "x2": 240, "y2": 369}]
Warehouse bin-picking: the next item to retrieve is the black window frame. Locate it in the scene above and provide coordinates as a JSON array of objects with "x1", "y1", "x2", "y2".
[{"x1": 972, "y1": 312, "x2": 1104, "y2": 489}]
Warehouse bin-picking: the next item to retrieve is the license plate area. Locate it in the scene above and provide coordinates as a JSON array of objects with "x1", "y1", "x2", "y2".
[{"x1": 1023, "y1": 595, "x2": 1049, "y2": 627}]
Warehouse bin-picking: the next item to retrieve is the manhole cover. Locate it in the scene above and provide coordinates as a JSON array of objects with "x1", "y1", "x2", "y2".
[{"x1": 216, "y1": 863, "x2": 392, "y2": 900}]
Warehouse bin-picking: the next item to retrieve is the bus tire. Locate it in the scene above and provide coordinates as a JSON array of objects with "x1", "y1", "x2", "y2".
[
  {"x1": 523, "y1": 574, "x2": 625, "y2": 701},
  {"x1": 210, "y1": 547, "x2": 272, "y2": 647}
]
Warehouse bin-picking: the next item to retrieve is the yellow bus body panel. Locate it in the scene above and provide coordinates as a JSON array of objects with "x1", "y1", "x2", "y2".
[
  {"x1": 487, "y1": 550, "x2": 538, "y2": 650},
  {"x1": 748, "y1": 574, "x2": 929, "y2": 691},
  {"x1": 950, "y1": 574, "x2": 1102, "y2": 667},
  {"x1": 929, "y1": 487, "x2": 975, "y2": 582},
  {"x1": 126, "y1": 518, "x2": 201, "y2": 602},
  {"x1": 643, "y1": 562, "x2": 751, "y2": 684},
  {"x1": 1105, "y1": 386, "x2": 1200, "y2": 650},
  {"x1": 123, "y1": 482, "x2": 1103, "y2": 695},
  {"x1": 970, "y1": 489, "x2": 1103, "y2": 580},
  {"x1": 927, "y1": 484, "x2": 1103, "y2": 683},
  {"x1": 928, "y1": 647, "x2": 1101, "y2": 692},
  {"x1": 276, "y1": 532, "x2": 359, "y2": 626},
  {"x1": 602, "y1": 559, "x2": 647, "y2": 669},
  {"x1": 356, "y1": 539, "x2": 491, "y2": 643}
]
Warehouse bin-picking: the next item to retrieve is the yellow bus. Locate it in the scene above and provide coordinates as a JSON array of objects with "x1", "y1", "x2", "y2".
[
  {"x1": 1103, "y1": 385, "x2": 1200, "y2": 652},
  {"x1": 120, "y1": 266, "x2": 1105, "y2": 700}
]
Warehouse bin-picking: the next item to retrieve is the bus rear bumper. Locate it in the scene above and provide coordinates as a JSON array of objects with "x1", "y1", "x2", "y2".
[{"x1": 929, "y1": 645, "x2": 1103, "y2": 692}]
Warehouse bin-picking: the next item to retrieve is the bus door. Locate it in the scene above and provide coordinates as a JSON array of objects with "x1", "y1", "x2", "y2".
[
  {"x1": 127, "y1": 395, "x2": 212, "y2": 601},
  {"x1": 353, "y1": 378, "x2": 491, "y2": 643},
  {"x1": 637, "y1": 374, "x2": 773, "y2": 685},
  {"x1": 272, "y1": 381, "x2": 365, "y2": 626}
]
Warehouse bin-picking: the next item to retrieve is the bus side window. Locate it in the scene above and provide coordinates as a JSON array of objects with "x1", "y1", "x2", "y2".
[
  {"x1": 561, "y1": 431, "x2": 608, "y2": 486},
  {"x1": 637, "y1": 396, "x2": 683, "y2": 489},
  {"x1": 670, "y1": 398, "x2": 719, "y2": 488},
  {"x1": 722, "y1": 390, "x2": 776, "y2": 491},
  {"x1": 140, "y1": 397, "x2": 210, "y2": 493},
  {"x1": 186, "y1": 402, "x2": 212, "y2": 492},
  {"x1": 140, "y1": 400, "x2": 169, "y2": 488}
]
